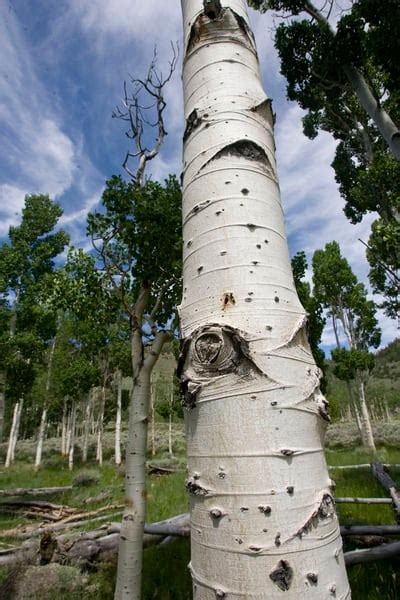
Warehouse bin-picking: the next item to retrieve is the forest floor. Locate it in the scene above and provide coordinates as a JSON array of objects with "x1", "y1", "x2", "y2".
[{"x1": 0, "y1": 421, "x2": 399, "y2": 599}]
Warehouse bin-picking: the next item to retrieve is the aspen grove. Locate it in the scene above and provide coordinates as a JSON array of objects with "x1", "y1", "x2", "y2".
[{"x1": 179, "y1": 1, "x2": 351, "y2": 597}]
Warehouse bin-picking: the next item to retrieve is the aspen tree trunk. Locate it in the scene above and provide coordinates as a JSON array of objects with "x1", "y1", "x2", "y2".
[
  {"x1": 61, "y1": 399, "x2": 67, "y2": 456},
  {"x1": 115, "y1": 371, "x2": 122, "y2": 466},
  {"x1": 5, "y1": 401, "x2": 19, "y2": 468},
  {"x1": 65, "y1": 409, "x2": 72, "y2": 457},
  {"x1": 114, "y1": 328, "x2": 170, "y2": 600},
  {"x1": 168, "y1": 385, "x2": 173, "y2": 458},
  {"x1": 96, "y1": 386, "x2": 106, "y2": 467},
  {"x1": 384, "y1": 399, "x2": 390, "y2": 421},
  {"x1": 34, "y1": 337, "x2": 56, "y2": 470},
  {"x1": 34, "y1": 408, "x2": 47, "y2": 471},
  {"x1": 0, "y1": 371, "x2": 5, "y2": 443},
  {"x1": 357, "y1": 378, "x2": 376, "y2": 453},
  {"x1": 151, "y1": 382, "x2": 156, "y2": 457},
  {"x1": 11, "y1": 397, "x2": 23, "y2": 463},
  {"x1": 68, "y1": 402, "x2": 76, "y2": 471},
  {"x1": 179, "y1": 2, "x2": 351, "y2": 597},
  {"x1": 82, "y1": 389, "x2": 92, "y2": 463}
]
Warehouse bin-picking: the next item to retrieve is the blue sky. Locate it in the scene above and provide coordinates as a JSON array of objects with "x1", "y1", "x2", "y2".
[{"x1": 0, "y1": 1, "x2": 396, "y2": 350}]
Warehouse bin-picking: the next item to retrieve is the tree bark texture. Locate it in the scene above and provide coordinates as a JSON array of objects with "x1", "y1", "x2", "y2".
[
  {"x1": 179, "y1": 1, "x2": 351, "y2": 598},
  {"x1": 115, "y1": 371, "x2": 123, "y2": 466},
  {"x1": 0, "y1": 371, "x2": 5, "y2": 443},
  {"x1": 342, "y1": 65, "x2": 400, "y2": 161},
  {"x1": 114, "y1": 329, "x2": 170, "y2": 599},
  {"x1": 68, "y1": 402, "x2": 76, "y2": 471},
  {"x1": 357, "y1": 378, "x2": 376, "y2": 453},
  {"x1": 5, "y1": 401, "x2": 20, "y2": 468},
  {"x1": 34, "y1": 408, "x2": 47, "y2": 471}
]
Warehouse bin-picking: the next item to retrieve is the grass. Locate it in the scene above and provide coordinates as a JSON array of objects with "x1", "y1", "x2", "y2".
[{"x1": 0, "y1": 429, "x2": 399, "y2": 599}]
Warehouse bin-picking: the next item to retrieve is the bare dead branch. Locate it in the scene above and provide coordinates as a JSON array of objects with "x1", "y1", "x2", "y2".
[{"x1": 113, "y1": 42, "x2": 179, "y2": 188}]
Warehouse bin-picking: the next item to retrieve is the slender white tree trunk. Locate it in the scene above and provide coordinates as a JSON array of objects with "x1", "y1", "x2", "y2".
[
  {"x1": 114, "y1": 329, "x2": 170, "y2": 600},
  {"x1": 342, "y1": 65, "x2": 400, "y2": 160},
  {"x1": 115, "y1": 371, "x2": 123, "y2": 467},
  {"x1": 65, "y1": 408, "x2": 72, "y2": 458},
  {"x1": 34, "y1": 337, "x2": 56, "y2": 470},
  {"x1": 353, "y1": 400, "x2": 365, "y2": 440},
  {"x1": 357, "y1": 378, "x2": 376, "y2": 453},
  {"x1": 179, "y1": 2, "x2": 351, "y2": 597},
  {"x1": 0, "y1": 371, "x2": 5, "y2": 443},
  {"x1": 61, "y1": 399, "x2": 67, "y2": 456},
  {"x1": 10, "y1": 397, "x2": 23, "y2": 463},
  {"x1": 384, "y1": 399, "x2": 390, "y2": 421},
  {"x1": 96, "y1": 386, "x2": 106, "y2": 466},
  {"x1": 5, "y1": 401, "x2": 19, "y2": 468},
  {"x1": 82, "y1": 389, "x2": 92, "y2": 463},
  {"x1": 151, "y1": 382, "x2": 156, "y2": 458},
  {"x1": 68, "y1": 402, "x2": 76, "y2": 471},
  {"x1": 34, "y1": 407, "x2": 47, "y2": 471},
  {"x1": 168, "y1": 385, "x2": 173, "y2": 458}
]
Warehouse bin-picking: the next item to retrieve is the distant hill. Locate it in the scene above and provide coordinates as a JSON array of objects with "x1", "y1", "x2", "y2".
[{"x1": 326, "y1": 338, "x2": 400, "y2": 420}]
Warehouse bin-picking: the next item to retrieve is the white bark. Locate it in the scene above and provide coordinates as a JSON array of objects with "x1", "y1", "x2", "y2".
[
  {"x1": 96, "y1": 386, "x2": 106, "y2": 467},
  {"x1": 179, "y1": 2, "x2": 351, "y2": 597},
  {"x1": 61, "y1": 399, "x2": 67, "y2": 456},
  {"x1": 114, "y1": 329, "x2": 170, "y2": 600},
  {"x1": 384, "y1": 400, "x2": 390, "y2": 421},
  {"x1": 11, "y1": 397, "x2": 23, "y2": 463},
  {"x1": 34, "y1": 408, "x2": 47, "y2": 471},
  {"x1": 151, "y1": 382, "x2": 156, "y2": 457},
  {"x1": 301, "y1": 1, "x2": 400, "y2": 160},
  {"x1": 34, "y1": 337, "x2": 56, "y2": 470},
  {"x1": 168, "y1": 385, "x2": 173, "y2": 458},
  {"x1": 82, "y1": 389, "x2": 93, "y2": 463},
  {"x1": 5, "y1": 401, "x2": 19, "y2": 468},
  {"x1": 357, "y1": 379, "x2": 376, "y2": 453},
  {"x1": 0, "y1": 371, "x2": 5, "y2": 443},
  {"x1": 115, "y1": 371, "x2": 123, "y2": 466},
  {"x1": 68, "y1": 402, "x2": 76, "y2": 471},
  {"x1": 342, "y1": 65, "x2": 400, "y2": 160},
  {"x1": 65, "y1": 409, "x2": 72, "y2": 457}
]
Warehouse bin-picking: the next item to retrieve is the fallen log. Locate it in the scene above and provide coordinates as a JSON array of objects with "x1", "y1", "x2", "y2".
[
  {"x1": 1, "y1": 510, "x2": 124, "y2": 539},
  {"x1": 0, "y1": 500, "x2": 76, "y2": 511},
  {"x1": 344, "y1": 540, "x2": 400, "y2": 566},
  {"x1": 147, "y1": 464, "x2": 177, "y2": 475},
  {"x1": 371, "y1": 462, "x2": 400, "y2": 522},
  {"x1": 340, "y1": 525, "x2": 400, "y2": 536},
  {"x1": 329, "y1": 464, "x2": 400, "y2": 470},
  {"x1": 335, "y1": 497, "x2": 393, "y2": 505},
  {"x1": 0, "y1": 513, "x2": 190, "y2": 567},
  {"x1": 0, "y1": 486, "x2": 72, "y2": 497}
]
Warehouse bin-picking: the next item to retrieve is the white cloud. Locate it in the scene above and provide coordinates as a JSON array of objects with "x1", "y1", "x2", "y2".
[
  {"x1": 0, "y1": 3, "x2": 107, "y2": 246},
  {"x1": 0, "y1": 184, "x2": 28, "y2": 236}
]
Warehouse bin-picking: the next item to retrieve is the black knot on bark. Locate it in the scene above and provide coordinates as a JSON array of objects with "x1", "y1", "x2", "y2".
[
  {"x1": 270, "y1": 560, "x2": 293, "y2": 591},
  {"x1": 203, "y1": 0, "x2": 222, "y2": 20}
]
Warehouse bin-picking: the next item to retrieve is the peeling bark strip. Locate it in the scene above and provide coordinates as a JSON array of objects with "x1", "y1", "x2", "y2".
[{"x1": 180, "y1": 1, "x2": 350, "y2": 598}]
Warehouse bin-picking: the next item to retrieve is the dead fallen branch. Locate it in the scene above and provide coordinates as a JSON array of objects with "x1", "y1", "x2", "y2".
[
  {"x1": 0, "y1": 500, "x2": 78, "y2": 522},
  {"x1": 147, "y1": 464, "x2": 177, "y2": 475},
  {"x1": 344, "y1": 540, "x2": 400, "y2": 566},
  {"x1": 0, "y1": 513, "x2": 190, "y2": 567},
  {"x1": 336, "y1": 497, "x2": 393, "y2": 505},
  {"x1": 1, "y1": 510, "x2": 124, "y2": 540},
  {"x1": 329, "y1": 464, "x2": 400, "y2": 470},
  {"x1": 340, "y1": 525, "x2": 400, "y2": 536},
  {"x1": 0, "y1": 486, "x2": 72, "y2": 497},
  {"x1": 0, "y1": 503, "x2": 123, "y2": 539},
  {"x1": 371, "y1": 462, "x2": 400, "y2": 522}
]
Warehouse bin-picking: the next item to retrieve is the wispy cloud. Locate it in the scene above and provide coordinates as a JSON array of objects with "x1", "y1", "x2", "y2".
[{"x1": 0, "y1": 3, "x2": 104, "y2": 244}]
